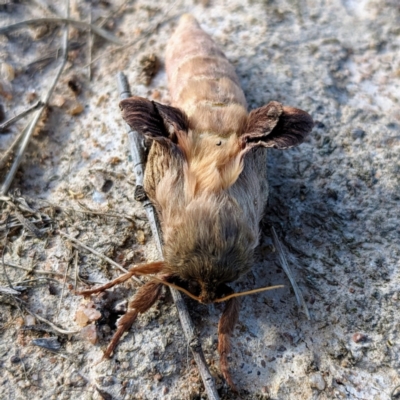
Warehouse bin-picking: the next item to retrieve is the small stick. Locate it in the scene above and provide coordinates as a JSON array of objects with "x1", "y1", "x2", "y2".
[
  {"x1": 0, "y1": 7, "x2": 70, "y2": 196},
  {"x1": 0, "y1": 18, "x2": 124, "y2": 46},
  {"x1": 117, "y1": 72, "x2": 220, "y2": 400},
  {"x1": 0, "y1": 101, "x2": 43, "y2": 133},
  {"x1": 0, "y1": 121, "x2": 30, "y2": 172},
  {"x1": 271, "y1": 226, "x2": 311, "y2": 320},
  {"x1": 11, "y1": 207, "x2": 44, "y2": 238},
  {"x1": 1, "y1": 234, "x2": 14, "y2": 289},
  {"x1": 1, "y1": 260, "x2": 103, "y2": 284},
  {"x1": 59, "y1": 231, "x2": 142, "y2": 285},
  {"x1": 0, "y1": 217, "x2": 51, "y2": 231},
  {"x1": 0, "y1": 194, "x2": 138, "y2": 221},
  {"x1": 0, "y1": 286, "x2": 20, "y2": 295}
]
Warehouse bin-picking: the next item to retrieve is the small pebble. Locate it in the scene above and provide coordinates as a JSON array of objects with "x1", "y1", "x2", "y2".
[
  {"x1": 352, "y1": 333, "x2": 367, "y2": 343},
  {"x1": 52, "y1": 95, "x2": 66, "y2": 108},
  {"x1": 68, "y1": 102, "x2": 84, "y2": 116},
  {"x1": 351, "y1": 128, "x2": 365, "y2": 140},
  {"x1": 136, "y1": 230, "x2": 146, "y2": 244},
  {"x1": 1, "y1": 63, "x2": 15, "y2": 82},
  {"x1": 309, "y1": 372, "x2": 326, "y2": 391},
  {"x1": 80, "y1": 325, "x2": 98, "y2": 344},
  {"x1": 25, "y1": 315, "x2": 36, "y2": 326},
  {"x1": 154, "y1": 373, "x2": 163, "y2": 382},
  {"x1": 75, "y1": 301, "x2": 102, "y2": 327}
]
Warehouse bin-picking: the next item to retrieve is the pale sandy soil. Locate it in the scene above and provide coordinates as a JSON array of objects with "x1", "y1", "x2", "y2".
[{"x1": 0, "y1": 1, "x2": 399, "y2": 399}]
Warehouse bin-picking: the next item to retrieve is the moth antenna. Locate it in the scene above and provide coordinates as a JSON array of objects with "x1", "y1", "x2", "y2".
[
  {"x1": 214, "y1": 285, "x2": 284, "y2": 303},
  {"x1": 152, "y1": 277, "x2": 202, "y2": 302}
]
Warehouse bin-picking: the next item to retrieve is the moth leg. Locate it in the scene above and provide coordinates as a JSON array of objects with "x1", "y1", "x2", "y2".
[
  {"x1": 76, "y1": 261, "x2": 164, "y2": 295},
  {"x1": 104, "y1": 277, "x2": 165, "y2": 358},
  {"x1": 218, "y1": 295, "x2": 240, "y2": 391}
]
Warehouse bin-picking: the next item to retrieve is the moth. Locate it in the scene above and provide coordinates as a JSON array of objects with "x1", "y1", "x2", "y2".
[{"x1": 79, "y1": 14, "x2": 313, "y2": 389}]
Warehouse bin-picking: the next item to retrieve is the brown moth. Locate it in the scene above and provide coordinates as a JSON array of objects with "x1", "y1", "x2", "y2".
[{"x1": 79, "y1": 14, "x2": 313, "y2": 389}]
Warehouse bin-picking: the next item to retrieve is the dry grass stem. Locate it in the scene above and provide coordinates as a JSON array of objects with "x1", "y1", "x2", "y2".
[
  {"x1": 59, "y1": 231, "x2": 142, "y2": 285},
  {"x1": 0, "y1": 18, "x2": 124, "y2": 45},
  {"x1": 0, "y1": 6, "x2": 70, "y2": 196},
  {"x1": 0, "y1": 101, "x2": 43, "y2": 133},
  {"x1": 271, "y1": 226, "x2": 310, "y2": 320}
]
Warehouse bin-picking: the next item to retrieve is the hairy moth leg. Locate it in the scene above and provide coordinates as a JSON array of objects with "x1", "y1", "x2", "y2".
[
  {"x1": 76, "y1": 261, "x2": 164, "y2": 296},
  {"x1": 104, "y1": 277, "x2": 169, "y2": 358},
  {"x1": 218, "y1": 295, "x2": 240, "y2": 391}
]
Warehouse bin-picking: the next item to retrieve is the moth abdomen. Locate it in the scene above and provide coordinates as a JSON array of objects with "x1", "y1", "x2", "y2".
[{"x1": 166, "y1": 14, "x2": 248, "y2": 136}]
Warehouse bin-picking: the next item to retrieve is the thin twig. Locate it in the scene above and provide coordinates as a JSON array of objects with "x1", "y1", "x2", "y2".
[
  {"x1": 59, "y1": 231, "x2": 142, "y2": 285},
  {"x1": 271, "y1": 226, "x2": 311, "y2": 320},
  {"x1": 0, "y1": 194, "x2": 138, "y2": 222},
  {"x1": 117, "y1": 72, "x2": 220, "y2": 400},
  {"x1": 0, "y1": 217, "x2": 51, "y2": 231},
  {"x1": 0, "y1": 101, "x2": 43, "y2": 133},
  {"x1": 0, "y1": 10, "x2": 70, "y2": 196},
  {"x1": 0, "y1": 121, "x2": 30, "y2": 172},
  {"x1": 0, "y1": 286, "x2": 20, "y2": 295},
  {"x1": 1, "y1": 260, "x2": 103, "y2": 285},
  {"x1": 11, "y1": 207, "x2": 44, "y2": 238},
  {"x1": 0, "y1": 18, "x2": 124, "y2": 45},
  {"x1": 1, "y1": 233, "x2": 13, "y2": 289}
]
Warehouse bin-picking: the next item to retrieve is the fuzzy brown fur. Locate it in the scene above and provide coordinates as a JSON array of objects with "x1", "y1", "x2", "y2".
[{"x1": 96, "y1": 14, "x2": 313, "y2": 389}]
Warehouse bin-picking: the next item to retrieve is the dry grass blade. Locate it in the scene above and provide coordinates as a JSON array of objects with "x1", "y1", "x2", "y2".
[
  {"x1": 0, "y1": 10, "x2": 70, "y2": 195},
  {"x1": 0, "y1": 286, "x2": 21, "y2": 295},
  {"x1": 0, "y1": 18, "x2": 124, "y2": 45},
  {"x1": 59, "y1": 231, "x2": 142, "y2": 285},
  {"x1": 11, "y1": 207, "x2": 44, "y2": 238},
  {"x1": 2, "y1": 259, "x2": 103, "y2": 285},
  {"x1": 271, "y1": 226, "x2": 311, "y2": 320},
  {"x1": 0, "y1": 101, "x2": 43, "y2": 133}
]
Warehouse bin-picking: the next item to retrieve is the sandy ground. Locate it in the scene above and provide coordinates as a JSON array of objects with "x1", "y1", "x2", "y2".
[{"x1": 0, "y1": 0, "x2": 399, "y2": 399}]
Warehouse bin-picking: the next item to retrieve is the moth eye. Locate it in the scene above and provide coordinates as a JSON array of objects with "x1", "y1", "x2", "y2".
[{"x1": 216, "y1": 141, "x2": 222, "y2": 146}]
